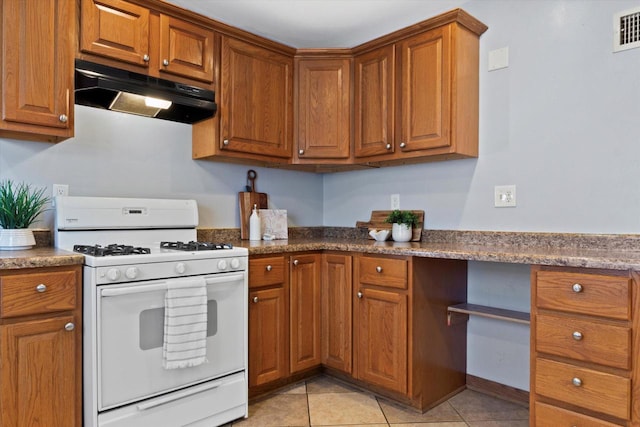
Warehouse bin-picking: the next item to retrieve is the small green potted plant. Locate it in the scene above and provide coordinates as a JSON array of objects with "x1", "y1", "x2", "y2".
[
  {"x1": 0, "y1": 180, "x2": 50, "y2": 250},
  {"x1": 384, "y1": 209, "x2": 419, "y2": 242}
]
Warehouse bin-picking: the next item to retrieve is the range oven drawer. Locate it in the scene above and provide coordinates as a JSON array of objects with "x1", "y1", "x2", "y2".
[{"x1": 98, "y1": 372, "x2": 247, "y2": 427}]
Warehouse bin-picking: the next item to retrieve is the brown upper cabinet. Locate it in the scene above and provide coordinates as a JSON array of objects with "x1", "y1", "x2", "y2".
[
  {"x1": 0, "y1": 0, "x2": 75, "y2": 142},
  {"x1": 193, "y1": 35, "x2": 295, "y2": 164},
  {"x1": 354, "y1": 45, "x2": 395, "y2": 158},
  {"x1": 354, "y1": 11, "x2": 487, "y2": 165},
  {"x1": 80, "y1": 0, "x2": 214, "y2": 83},
  {"x1": 294, "y1": 55, "x2": 352, "y2": 164}
]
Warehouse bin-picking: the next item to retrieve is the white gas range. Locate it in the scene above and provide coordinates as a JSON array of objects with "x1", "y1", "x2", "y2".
[{"x1": 54, "y1": 196, "x2": 248, "y2": 427}]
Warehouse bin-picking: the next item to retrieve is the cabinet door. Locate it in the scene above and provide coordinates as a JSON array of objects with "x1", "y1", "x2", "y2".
[
  {"x1": 1, "y1": 0, "x2": 73, "y2": 135},
  {"x1": 290, "y1": 254, "x2": 322, "y2": 373},
  {"x1": 354, "y1": 45, "x2": 395, "y2": 158},
  {"x1": 356, "y1": 287, "x2": 407, "y2": 393},
  {"x1": 295, "y1": 58, "x2": 351, "y2": 160},
  {"x1": 248, "y1": 287, "x2": 288, "y2": 386},
  {"x1": 398, "y1": 25, "x2": 451, "y2": 152},
  {"x1": 159, "y1": 14, "x2": 214, "y2": 83},
  {"x1": 220, "y1": 37, "x2": 293, "y2": 159},
  {"x1": 321, "y1": 254, "x2": 352, "y2": 373},
  {"x1": 0, "y1": 315, "x2": 79, "y2": 427},
  {"x1": 80, "y1": 0, "x2": 150, "y2": 67}
]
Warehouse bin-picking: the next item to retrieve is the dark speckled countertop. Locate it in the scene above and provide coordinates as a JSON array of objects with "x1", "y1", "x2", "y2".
[
  {"x1": 199, "y1": 228, "x2": 640, "y2": 271},
  {"x1": 0, "y1": 247, "x2": 84, "y2": 270},
  {"x1": 4, "y1": 228, "x2": 640, "y2": 271}
]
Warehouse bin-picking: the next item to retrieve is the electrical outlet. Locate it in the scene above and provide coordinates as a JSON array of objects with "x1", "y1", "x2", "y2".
[
  {"x1": 390, "y1": 194, "x2": 400, "y2": 210},
  {"x1": 494, "y1": 185, "x2": 516, "y2": 207},
  {"x1": 53, "y1": 184, "x2": 69, "y2": 197},
  {"x1": 52, "y1": 184, "x2": 69, "y2": 207}
]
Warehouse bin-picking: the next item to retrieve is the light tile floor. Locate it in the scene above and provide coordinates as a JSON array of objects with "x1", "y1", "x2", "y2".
[{"x1": 229, "y1": 375, "x2": 529, "y2": 427}]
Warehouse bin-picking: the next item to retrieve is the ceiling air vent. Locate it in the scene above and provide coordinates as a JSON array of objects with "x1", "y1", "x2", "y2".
[{"x1": 614, "y1": 7, "x2": 640, "y2": 52}]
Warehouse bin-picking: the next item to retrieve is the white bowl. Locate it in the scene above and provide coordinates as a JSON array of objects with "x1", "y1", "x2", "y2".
[{"x1": 369, "y1": 229, "x2": 390, "y2": 242}]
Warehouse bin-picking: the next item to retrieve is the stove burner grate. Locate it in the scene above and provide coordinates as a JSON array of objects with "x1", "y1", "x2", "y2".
[
  {"x1": 74, "y1": 244, "x2": 151, "y2": 257},
  {"x1": 160, "y1": 241, "x2": 234, "y2": 251}
]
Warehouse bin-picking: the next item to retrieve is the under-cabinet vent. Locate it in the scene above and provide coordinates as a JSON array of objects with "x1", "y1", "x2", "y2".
[{"x1": 614, "y1": 7, "x2": 640, "y2": 52}]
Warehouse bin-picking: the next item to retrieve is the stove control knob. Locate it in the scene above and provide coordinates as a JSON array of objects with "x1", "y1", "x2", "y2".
[
  {"x1": 230, "y1": 258, "x2": 241, "y2": 269},
  {"x1": 106, "y1": 268, "x2": 121, "y2": 281},
  {"x1": 217, "y1": 259, "x2": 228, "y2": 270},
  {"x1": 125, "y1": 267, "x2": 139, "y2": 279},
  {"x1": 175, "y1": 263, "x2": 186, "y2": 274}
]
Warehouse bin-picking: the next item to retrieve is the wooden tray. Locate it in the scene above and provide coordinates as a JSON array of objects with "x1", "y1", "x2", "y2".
[{"x1": 356, "y1": 210, "x2": 424, "y2": 241}]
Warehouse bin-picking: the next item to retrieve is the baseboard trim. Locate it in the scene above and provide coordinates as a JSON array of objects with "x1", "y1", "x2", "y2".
[{"x1": 465, "y1": 374, "x2": 529, "y2": 408}]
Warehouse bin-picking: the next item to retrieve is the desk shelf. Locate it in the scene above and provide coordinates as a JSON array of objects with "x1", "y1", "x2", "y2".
[{"x1": 447, "y1": 303, "x2": 530, "y2": 326}]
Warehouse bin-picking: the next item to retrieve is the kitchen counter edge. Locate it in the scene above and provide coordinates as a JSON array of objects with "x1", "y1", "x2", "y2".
[
  {"x1": 0, "y1": 247, "x2": 85, "y2": 270},
  {"x1": 236, "y1": 238, "x2": 640, "y2": 271}
]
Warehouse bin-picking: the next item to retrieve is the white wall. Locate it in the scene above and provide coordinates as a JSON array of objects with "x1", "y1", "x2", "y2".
[
  {"x1": 0, "y1": 106, "x2": 324, "y2": 228},
  {"x1": 2, "y1": 0, "x2": 638, "y2": 393}
]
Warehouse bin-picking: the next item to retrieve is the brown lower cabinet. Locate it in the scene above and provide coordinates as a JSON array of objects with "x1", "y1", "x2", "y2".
[
  {"x1": 0, "y1": 265, "x2": 82, "y2": 427},
  {"x1": 248, "y1": 255, "x2": 289, "y2": 388},
  {"x1": 248, "y1": 251, "x2": 467, "y2": 412},
  {"x1": 530, "y1": 266, "x2": 639, "y2": 426}
]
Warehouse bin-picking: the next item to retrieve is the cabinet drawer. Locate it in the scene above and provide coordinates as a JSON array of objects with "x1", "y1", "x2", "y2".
[
  {"x1": 536, "y1": 271, "x2": 630, "y2": 320},
  {"x1": 249, "y1": 256, "x2": 286, "y2": 288},
  {"x1": 0, "y1": 270, "x2": 77, "y2": 318},
  {"x1": 535, "y1": 402, "x2": 623, "y2": 427},
  {"x1": 535, "y1": 358, "x2": 630, "y2": 420},
  {"x1": 536, "y1": 314, "x2": 631, "y2": 369},
  {"x1": 358, "y1": 256, "x2": 407, "y2": 289}
]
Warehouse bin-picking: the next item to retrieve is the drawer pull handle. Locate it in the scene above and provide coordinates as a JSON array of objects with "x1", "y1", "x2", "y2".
[
  {"x1": 36, "y1": 284, "x2": 47, "y2": 293},
  {"x1": 64, "y1": 322, "x2": 75, "y2": 331},
  {"x1": 266, "y1": 265, "x2": 272, "y2": 272},
  {"x1": 293, "y1": 259, "x2": 299, "y2": 266},
  {"x1": 572, "y1": 331, "x2": 583, "y2": 341},
  {"x1": 376, "y1": 266, "x2": 383, "y2": 273},
  {"x1": 252, "y1": 296, "x2": 259, "y2": 303},
  {"x1": 572, "y1": 283, "x2": 583, "y2": 293},
  {"x1": 572, "y1": 377, "x2": 582, "y2": 387},
  {"x1": 357, "y1": 291, "x2": 363, "y2": 299}
]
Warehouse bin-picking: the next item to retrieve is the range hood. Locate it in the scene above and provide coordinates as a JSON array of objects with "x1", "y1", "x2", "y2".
[{"x1": 74, "y1": 59, "x2": 217, "y2": 124}]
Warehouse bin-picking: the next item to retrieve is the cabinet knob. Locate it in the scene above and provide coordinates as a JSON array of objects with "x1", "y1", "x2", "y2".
[
  {"x1": 59, "y1": 114, "x2": 68, "y2": 123},
  {"x1": 572, "y1": 331, "x2": 583, "y2": 341},
  {"x1": 399, "y1": 142, "x2": 406, "y2": 149},
  {"x1": 376, "y1": 266, "x2": 383, "y2": 273},
  {"x1": 266, "y1": 265, "x2": 272, "y2": 272},
  {"x1": 252, "y1": 296, "x2": 259, "y2": 303},
  {"x1": 223, "y1": 139, "x2": 230, "y2": 146},
  {"x1": 36, "y1": 284, "x2": 47, "y2": 293},
  {"x1": 572, "y1": 377, "x2": 582, "y2": 387},
  {"x1": 293, "y1": 259, "x2": 299, "y2": 266},
  {"x1": 64, "y1": 322, "x2": 75, "y2": 331},
  {"x1": 163, "y1": 59, "x2": 170, "y2": 66},
  {"x1": 572, "y1": 283, "x2": 583, "y2": 293},
  {"x1": 143, "y1": 54, "x2": 150, "y2": 62},
  {"x1": 299, "y1": 149, "x2": 305, "y2": 155},
  {"x1": 357, "y1": 291, "x2": 363, "y2": 299},
  {"x1": 385, "y1": 143, "x2": 392, "y2": 150}
]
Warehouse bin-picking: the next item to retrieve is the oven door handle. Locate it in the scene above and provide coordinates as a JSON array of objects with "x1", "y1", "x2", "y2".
[
  {"x1": 100, "y1": 274, "x2": 245, "y2": 297},
  {"x1": 136, "y1": 379, "x2": 225, "y2": 411}
]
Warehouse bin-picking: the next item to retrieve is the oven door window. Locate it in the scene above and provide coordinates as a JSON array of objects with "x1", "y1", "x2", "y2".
[{"x1": 97, "y1": 273, "x2": 245, "y2": 411}]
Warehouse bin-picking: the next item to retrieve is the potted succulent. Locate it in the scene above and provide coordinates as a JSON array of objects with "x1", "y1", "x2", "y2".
[
  {"x1": 384, "y1": 209, "x2": 419, "y2": 242},
  {"x1": 0, "y1": 180, "x2": 50, "y2": 250}
]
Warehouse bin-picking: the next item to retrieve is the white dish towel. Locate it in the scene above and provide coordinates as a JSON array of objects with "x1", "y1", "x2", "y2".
[{"x1": 163, "y1": 277, "x2": 208, "y2": 369}]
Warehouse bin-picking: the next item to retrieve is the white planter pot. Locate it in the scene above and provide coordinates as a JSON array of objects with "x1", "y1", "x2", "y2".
[
  {"x1": 0, "y1": 229, "x2": 36, "y2": 250},
  {"x1": 391, "y1": 223, "x2": 412, "y2": 242}
]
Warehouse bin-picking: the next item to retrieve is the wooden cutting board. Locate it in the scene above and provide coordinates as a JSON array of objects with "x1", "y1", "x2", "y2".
[
  {"x1": 356, "y1": 210, "x2": 424, "y2": 241},
  {"x1": 239, "y1": 170, "x2": 268, "y2": 239}
]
